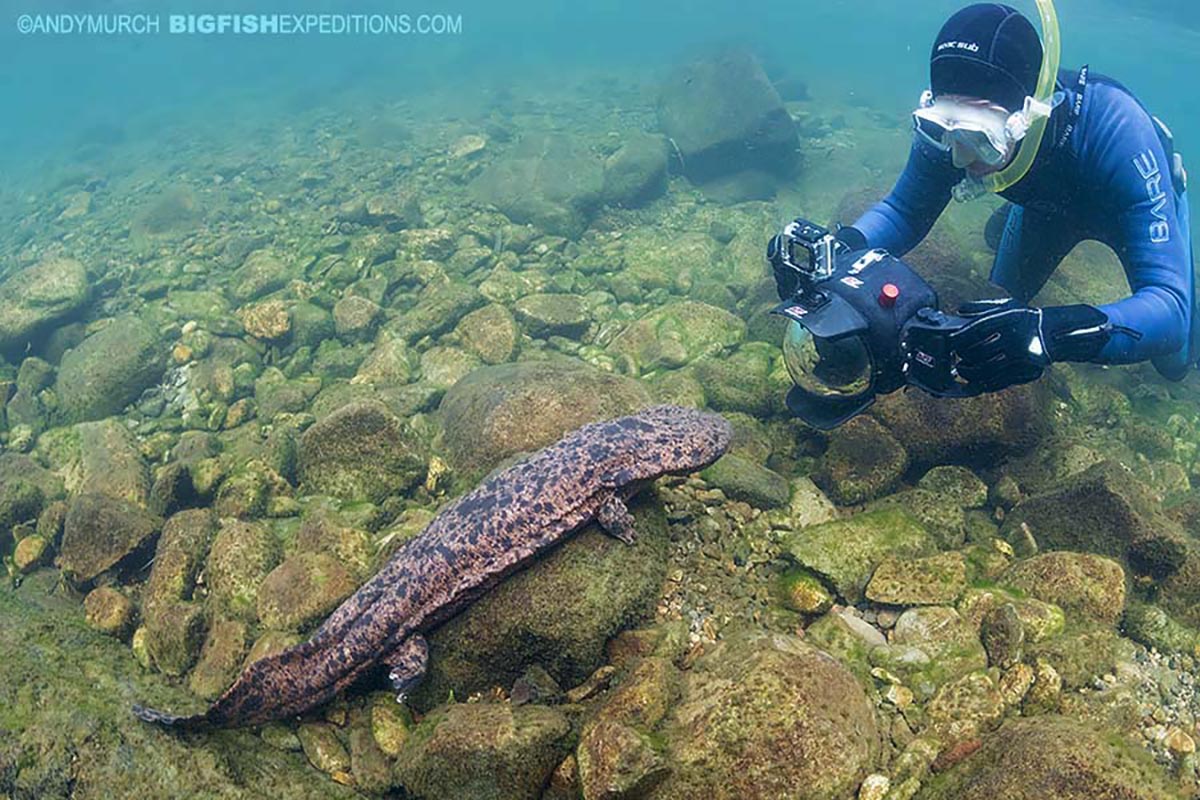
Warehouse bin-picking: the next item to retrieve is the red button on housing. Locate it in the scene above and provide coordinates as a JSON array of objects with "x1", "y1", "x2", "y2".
[{"x1": 879, "y1": 283, "x2": 901, "y2": 308}]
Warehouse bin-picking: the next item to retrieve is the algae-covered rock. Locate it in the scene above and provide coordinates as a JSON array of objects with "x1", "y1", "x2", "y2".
[
  {"x1": 602, "y1": 131, "x2": 669, "y2": 208},
  {"x1": 395, "y1": 703, "x2": 572, "y2": 800},
  {"x1": 297, "y1": 400, "x2": 426, "y2": 503},
  {"x1": 353, "y1": 335, "x2": 415, "y2": 387},
  {"x1": 917, "y1": 465, "x2": 989, "y2": 509},
  {"x1": 144, "y1": 508, "x2": 216, "y2": 608},
  {"x1": 419, "y1": 345, "x2": 482, "y2": 390},
  {"x1": 783, "y1": 509, "x2": 935, "y2": 603},
  {"x1": 957, "y1": 587, "x2": 1065, "y2": 644},
  {"x1": 915, "y1": 716, "x2": 1180, "y2": 800},
  {"x1": 577, "y1": 720, "x2": 669, "y2": 800},
  {"x1": 54, "y1": 316, "x2": 167, "y2": 424},
  {"x1": 700, "y1": 454, "x2": 790, "y2": 509},
  {"x1": 606, "y1": 301, "x2": 745, "y2": 375},
  {"x1": 83, "y1": 586, "x2": 136, "y2": 639},
  {"x1": 0, "y1": 570, "x2": 358, "y2": 800},
  {"x1": 815, "y1": 416, "x2": 908, "y2": 505},
  {"x1": 256, "y1": 552, "x2": 359, "y2": 632},
  {"x1": 513, "y1": 293, "x2": 591, "y2": 339},
  {"x1": 230, "y1": 249, "x2": 292, "y2": 303},
  {"x1": 455, "y1": 303, "x2": 520, "y2": 365},
  {"x1": 1024, "y1": 627, "x2": 1133, "y2": 689},
  {"x1": 333, "y1": 294, "x2": 381, "y2": 341},
  {"x1": 1001, "y1": 460, "x2": 1187, "y2": 578},
  {"x1": 297, "y1": 721, "x2": 351, "y2": 776},
  {"x1": 0, "y1": 256, "x2": 89, "y2": 356},
  {"x1": 58, "y1": 493, "x2": 162, "y2": 587},
  {"x1": 143, "y1": 598, "x2": 207, "y2": 677},
  {"x1": 875, "y1": 606, "x2": 987, "y2": 699},
  {"x1": 0, "y1": 453, "x2": 65, "y2": 506},
  {"x1": 650, "y1": 628, "x2": 879, "y2": 800},
  {"x1": 470, "y1": 133, "x2": 605, "y2": 237},
  {"x1": 437, "y1": 358, "x2": 651, "y2": 482},
  {"x1": 692, "y1": 344, "x2": 780, "y2": 417},
  {"x1": 871, "y1": 380, "x2": 1051, "y2": 467},
  {"x1": 188, "y1": 618, "x2": 249, "y2": 700},
  {"x1": 390, "y1": 281, "x2": 482, "y2": 344},
  {"x1": 805, "y1": 607, "x2": 885, "y2": 663},
  {"x1": 656, "y1": 50, "x2": 798, "y2": 183},
  {"x1": 1157, "y1": 546, "x2": 1200, "y2": 629},
  {"x1": 73, "y1": 418, "x2": 151, "y2": 506},
  {"x1": 869, "y1": 487, "x2": 967, "y2": 549},
  {"x1": 776, "y1": 567, "x2": 835, "y2": 615},
  {"x1": 205, "y1": 519, "x2": 281, "y2": 621},
  {"x1": 1003, "y1": 552, "x2": 1126, "y2": 626},
  {"x1": 980, "y1": 602, "x2": 1025, "y2": 668},
  {"x1": 1122, "y1": 602, "x2": 1200, "y2": 655},
  {"x1": 865, "y1": 552, "x2": 968, "y2": 606},
  {"x1": 0, "y1": 479, "x2": 45, "y2": 539},
  {"x1": 923, "y1": 671, "x2": 1005, "y2": 743},
  {"x1": 13, "y1": 534, "x2": 51, "y2": 572},
  {"x1": 412, "y1": 494, "x2": 670, "y2": 710}
]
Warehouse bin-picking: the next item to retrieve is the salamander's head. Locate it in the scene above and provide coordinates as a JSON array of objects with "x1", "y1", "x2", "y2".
[{"x1": 615, "y1": 405, "x2": 733, "y2": 476}]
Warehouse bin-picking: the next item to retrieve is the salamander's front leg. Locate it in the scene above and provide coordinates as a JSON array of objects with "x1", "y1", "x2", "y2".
[
  {"x1": 597, "y1": 492, "x2": 637, "y2": 545},
  {"x1": 384, "y1": 634, "x2": 429, "y2": 703}
]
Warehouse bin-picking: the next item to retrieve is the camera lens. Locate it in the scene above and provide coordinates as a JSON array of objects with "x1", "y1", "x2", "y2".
[{"x1": 782, "y1": 322, "x2": 873, "y2": 399}]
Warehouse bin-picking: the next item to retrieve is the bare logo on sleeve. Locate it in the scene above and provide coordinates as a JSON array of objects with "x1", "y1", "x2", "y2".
[{"x1": 1133, "y1": 150, "x2": 1171, "y2": 244}]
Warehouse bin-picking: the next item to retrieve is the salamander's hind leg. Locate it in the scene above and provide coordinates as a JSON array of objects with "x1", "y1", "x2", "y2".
[
  {"x1": 597, "y1": 492, "x2": 637, "y2": 545},
  {"x1": 384, "y1": 634, "x2": 429, "y2": 703}
]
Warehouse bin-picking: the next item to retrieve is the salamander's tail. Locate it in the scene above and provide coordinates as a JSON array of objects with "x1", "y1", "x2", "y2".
[{"x1": 132, "y1": 703, "x2": 211, "y2": 730}]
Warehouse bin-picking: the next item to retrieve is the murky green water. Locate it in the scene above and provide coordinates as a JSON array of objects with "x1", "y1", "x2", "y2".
[{"x1": 1, "y1": 1, "x2": 1199, "y2": 798}]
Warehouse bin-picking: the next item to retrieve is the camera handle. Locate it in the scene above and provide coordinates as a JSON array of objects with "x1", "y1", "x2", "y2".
[{"x1": 899, "y1": 309, "x2": 986, "y2": 399}]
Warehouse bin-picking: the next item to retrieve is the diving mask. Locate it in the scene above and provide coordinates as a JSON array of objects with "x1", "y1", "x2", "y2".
[{"x1": 912, "y1": 90, "x2": 1062, "y2": 169}]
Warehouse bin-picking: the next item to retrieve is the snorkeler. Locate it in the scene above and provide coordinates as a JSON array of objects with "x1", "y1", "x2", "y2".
[{"x1": 778, "y1": 1, "x2": 1193, "y2": 394}]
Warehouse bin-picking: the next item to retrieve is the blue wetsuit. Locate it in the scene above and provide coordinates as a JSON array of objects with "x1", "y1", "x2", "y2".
[{"x1": 852, "y1": 67, "x2": 1195, "y2": 378}]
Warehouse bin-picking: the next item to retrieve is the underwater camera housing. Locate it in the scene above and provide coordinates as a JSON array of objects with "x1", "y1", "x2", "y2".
[{"x1": 767, "y1": 218, "x2": 977, "y2": 429}]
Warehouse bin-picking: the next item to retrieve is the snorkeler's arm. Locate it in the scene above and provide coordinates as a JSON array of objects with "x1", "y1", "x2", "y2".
[
  {"x1": 847, "y1": 140, "x2": 961, "y2": 256},
  {"x1": 1087, "y1": 90, "x2": 1191, "y2": 364}
]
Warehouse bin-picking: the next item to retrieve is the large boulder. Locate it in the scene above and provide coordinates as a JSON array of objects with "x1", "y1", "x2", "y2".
[
  {"x1": 650, "y1": 629, "x2": 880, "y2": 800},
  {"x1": 656, "y1": 50, "x2": 798, "y2": 184},
  {"x1": 871, "y1": 381, "x2": 1052, "y2": 467},
  {"x1": 410, "y1": 493, "x2": 670, "y2": 711},
  {"x1": 470, "y1": 134, "x2": 605, "y2": 237},
  {"x1": 1001, "y1": 460, "x2": 1188, "y2": 578},
  {"x1": 916, "y1": 716, "x2": 1181, "y2": 800},
  {"x1": 58, "y1": 493, "x2": 162, "y2": 587},
  {"x1": 437, "y1": 358, "x2": 651, "y2": 482},
  {"x1": 297, "y1": 400, "x2": 427, "y2": 503},
  {"x1": 0, "y1": 256, "x2": 89, "y2": 356},
  {"x1": 53, "y1": 316, "x2": 167, "y2": 424},
  {"x1": 0, "y1": 570, "x2": 358, "y2": 800}
]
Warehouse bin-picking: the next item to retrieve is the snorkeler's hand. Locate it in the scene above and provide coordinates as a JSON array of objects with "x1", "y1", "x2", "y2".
[{"x1": 948, "y1": 301, "x2": 1049, "y2": 392}]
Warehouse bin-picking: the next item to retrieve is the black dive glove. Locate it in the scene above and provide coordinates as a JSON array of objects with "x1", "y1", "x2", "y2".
[{"x1": 948, "y1": 299, "x2": 1113, "y2": 392}]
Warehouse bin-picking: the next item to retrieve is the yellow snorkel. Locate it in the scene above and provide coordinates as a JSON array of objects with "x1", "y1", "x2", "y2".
[{"x1": 954, "y1": 0, "x2": 1061, "y2": 200}]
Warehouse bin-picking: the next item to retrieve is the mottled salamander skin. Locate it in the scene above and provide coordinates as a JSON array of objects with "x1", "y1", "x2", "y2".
[{"x1": 133, "y1": 404, "x2": 732, "y2": 729}]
